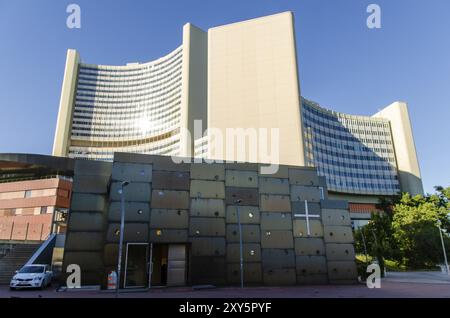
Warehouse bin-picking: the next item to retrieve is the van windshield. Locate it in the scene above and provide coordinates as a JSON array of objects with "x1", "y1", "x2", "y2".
[{"x1": 19, "y1": 266, "x2": 45, "y2": 274}]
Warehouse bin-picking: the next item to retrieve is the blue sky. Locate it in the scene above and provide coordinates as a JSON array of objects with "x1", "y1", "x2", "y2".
[{"x1": 0, "y1": 0, "x2": 448, "y2": 194}]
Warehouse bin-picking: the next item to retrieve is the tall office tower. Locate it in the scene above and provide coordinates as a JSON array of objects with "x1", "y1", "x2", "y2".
[
  {"x1": 52, "y1": 12, "x2": 304, "y2": 166},
  {"x1": 52, "y1": 24, "x2": 207, "y2": 161},
  {"x1": 52, "y1": 12, "x2": 423, "y2": 224},
  {"x1": 206, "y1": 12, "x2": 305, "y2": 166},
  {"x1": 301, "y1": 98, "x2": 423, "y2": 226}
]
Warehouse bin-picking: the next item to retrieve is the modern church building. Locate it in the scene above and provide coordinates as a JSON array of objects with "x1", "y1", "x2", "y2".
[{"x1": 52, "y1": 12, "x2": 424, "y2": 227}]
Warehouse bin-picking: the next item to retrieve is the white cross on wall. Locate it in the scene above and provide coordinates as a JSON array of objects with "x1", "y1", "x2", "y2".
[{"x1": 294, "y1": 200, "x2": 321, "y2": 236}]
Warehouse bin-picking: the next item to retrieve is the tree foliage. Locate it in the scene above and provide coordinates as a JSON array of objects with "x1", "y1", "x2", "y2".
[{"x1": 354, "y1": 186, "x2": 450, "y2": 270}]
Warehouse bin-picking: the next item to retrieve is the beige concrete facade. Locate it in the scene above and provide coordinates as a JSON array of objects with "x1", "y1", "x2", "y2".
[
  {"x1": 373, "y1": 102, "x2": 424, "y2": 196},
  {"x1": 180, "y1": 23, "x2": 208, "y2": 158},
  {"x1": 52, "y1": 50, "x2": 79, "y2": 157},
  {"x1": 207, "y1": 12, "x2": 306, "y2": 166}
]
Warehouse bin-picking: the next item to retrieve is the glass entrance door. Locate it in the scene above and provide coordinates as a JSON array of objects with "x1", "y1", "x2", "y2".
[{"x1": 124, "y1": 243, "x2": 149, "y2": 288}]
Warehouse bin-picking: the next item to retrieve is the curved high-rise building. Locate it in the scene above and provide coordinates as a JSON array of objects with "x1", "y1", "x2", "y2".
[
  {"x1": 52, "y1": 12, "x2": 423, "y2": 226},
  {"x1": 70, "y1": 47, "x2": 183, "y2": 160},
  {"x1": 53, "y1": 23, "x2": 208, "y2": 162},
  {"x1": 302, "y1": 98, "x2": 400, "y2": 196},
  {"x1": 300, "y1": 98, "x2": 423, "y2": 226}
]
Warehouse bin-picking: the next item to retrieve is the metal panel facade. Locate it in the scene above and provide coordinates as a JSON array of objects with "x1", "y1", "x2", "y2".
[
  {"x1": 259, "y1": 177, "x2": 290, "y2": 195},
  {"x1": 151, "y1": 190, "x2": 190, "y2": 209},
  {"x1": 225, "y1": 170, "x2": 258, "y2": 188},
  {"x1": 260, "y1": 194, "x2": 291, "y2": 212},
  {"x1": 190, "y1": 163, "x2": 225, "y2": 181},
  {"x1": 191, "y1": 198, "x2": 226, "y2": 217},
  {"x1": 64, "y1": 154, "x2": 357, "y2": 287},
  {"x1": 226, "y1": 206, "x2": 260, "y2": 224},
  {"x1": 190, "y1": 180, "x2": 225, "y2": 199}
]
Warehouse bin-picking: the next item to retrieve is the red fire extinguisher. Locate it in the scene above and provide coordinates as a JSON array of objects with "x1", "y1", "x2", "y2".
[{"x1": 107, "y1": 270, "x2": 117, "y2": 290}]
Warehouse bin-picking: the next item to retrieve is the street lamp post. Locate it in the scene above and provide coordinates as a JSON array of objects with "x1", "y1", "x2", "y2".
[
  {"x1": 235, "y1": 199, "x2": 244, "y2": 289},
  {"x1": 116, "y1": 181, "x2": 129, "y2": 297},
  {"x1": 437, "y1": 220, "x2": 449, "y2": 275}
]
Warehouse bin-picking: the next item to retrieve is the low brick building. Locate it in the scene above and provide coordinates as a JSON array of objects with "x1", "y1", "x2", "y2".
[{"x1": 0, "y1": 178, "x2": 72, "y2": 242}]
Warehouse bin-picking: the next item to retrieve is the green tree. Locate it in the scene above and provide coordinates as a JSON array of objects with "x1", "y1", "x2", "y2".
[
  {"x1": 391, "y1": 188, "x2": 450, "y2": 268},
  {"x1": 354, "y1": 196, "x2": 398, "y2": 276},
  {"x1": 354, "y1": 187, "x2": 450, "y2": 271}
]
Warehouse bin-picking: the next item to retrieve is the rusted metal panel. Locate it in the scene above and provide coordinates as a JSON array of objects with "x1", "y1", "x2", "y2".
[
  {"x1": 296, "y1": 256, "x2": 327, "y2": 275},
  {"x1": 108, "y1": 202, "x2": 150, "y2": 223},
  {"x1": 325, "y1": 243, "x2": 356, "y2": 261},
  {"x1": 189, "y1": 217, "x2": 226, "y2": 237},
  {"x1": 327, "y1": 261, "x2": 358, "y2": 282},
  {"x1": 260, "y1": 194, "x2": 291, "y2": 212},
  {"x1": 258, "y1": 177, "x2": 290, "y2": 195},
  {"x1": 149, "y1": 229, "x2": 188, "y2": 243},
  {"x1": 69, "y1": 212, "x2": 105, "y2": 232},
  {"x1": 290, "y1": 186, "x2": 321, "y2": 202},
  {"x1": 106, "y1": 223, "x2": 149, "y2": 243},
  {"x1": 71, "y1": 193, "x2": 106, "y2": 212},
  {"x1": 294, "y1": 238, "x2": 325, "y2": 256},
  {"x1": 322, "y1": 209, "x2": 352, "y2": 226},
  {"x1": 191, "y1": 198, "x2": 226, "y2": 218},
  {"x1": 323, "y1": 226, "x2": 354, "y2": 243},
  {"x1": 263, "y1": 268, "x2": 296, "y2": 286},
  {"x1": 225, "y1": 187, "x2": 259, "y2": 206},
  {"x1": 288, "y1": 168, "x2": 320, "y2": 186},
  {"x1": 190, "y1": 163, "x2": 225, "y2": 181},
  {"x1": 112, "y1": 162, "x2": 152, "y2": 183},
  {"x1": 152, "y1": 171, "x2": 190, "y2": 190},
  {"x1": 65, "y1": 232, "x2": 104, "y2": 251},
  {"x1": 227, "y1": 263, "x2": 262, "y2": 284},
  {"x1": 226, "y1": 243, "x2": 261, "y2": 263},
  {"x1": 293, "y1": 220, "x2": 323, "y2": 238},
  {"x1": 261, "y1": 249, "x2": 296, "y2": 269},
  {"x1": 260, "y1": 230, "x2": 294, "y2": 249},
  {"x1": 150, "y1": 209, "x2": 189, "y2": 229},
  {"x1": 190, "y1": 237, "x2": 226, "y2": 256},
  {"x1": 151, "y1": 190, "x2": 190, "y2": 209},
  {"x1": 260, "y1": 212, "x2": 292, "y2": 230},
  {"x1": 225, "y1": 170, "x2": 258, "y2": 188},
  {"x1": 190, "y1": 180, "x2": 225, "y2": 199},
  {"x1": 110, "y1": 182, "x2": 151, "y2": 202},
  {"x1": 226, "y1": 224, "x2": 261, "y2": 243}
]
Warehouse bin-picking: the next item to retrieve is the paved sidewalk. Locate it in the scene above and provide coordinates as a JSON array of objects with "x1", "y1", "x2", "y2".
[
  {"x1": 2, "y1": 271, "x2": 450, "y2": 298},
  {"x1": 384, "y1": 271, "x2": 450, "y2": 285},
  {"x1": 1, "y1": 280, "x2": 450, "y2": 298}
]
